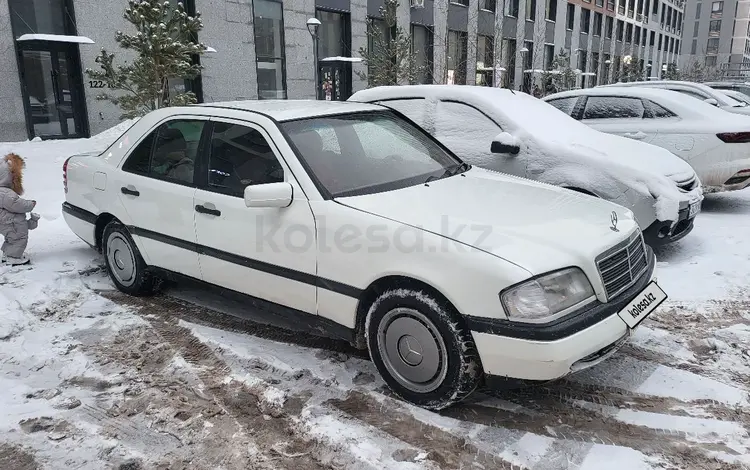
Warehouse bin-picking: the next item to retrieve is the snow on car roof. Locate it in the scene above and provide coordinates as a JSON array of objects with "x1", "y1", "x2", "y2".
[
  {"x1": 199, "y1": 99, "x2": 384, "y2": 122},
  {"x1": 599, "y1": 80, "x2": 739, "y2": 106},
  {"x1": 350, "y1": 85, "x2": 599, "y2": 141}
]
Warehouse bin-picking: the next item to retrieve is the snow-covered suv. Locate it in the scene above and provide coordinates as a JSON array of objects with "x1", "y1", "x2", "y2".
[
  {"x1": 349, "y1": 85, "x2": 703, "y2": 247},
  {"x1": 61, "y1": 101, "x2": 667, "y2": 409}
]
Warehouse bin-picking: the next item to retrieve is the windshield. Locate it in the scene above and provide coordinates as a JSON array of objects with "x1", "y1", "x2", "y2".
[{"x1": 282, "y1": 111, "x2": 464, "y2": 198}]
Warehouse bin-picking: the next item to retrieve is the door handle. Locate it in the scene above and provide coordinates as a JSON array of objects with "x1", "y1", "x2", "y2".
[
  {"x1": 121, "y1": 185, "x2": 140, "y2": 197},
  {"x1": 195, "y1": 204, "x2": 221, "y2": 216},
  {"x1": 623, "y1": 132, "x2": 646, "y2": 140}
]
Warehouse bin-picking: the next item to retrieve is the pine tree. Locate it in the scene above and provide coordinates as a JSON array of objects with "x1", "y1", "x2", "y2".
[
  {"x1": 86, "y1": 0, "x2": 207, "y2": 119},
  {"x1": 357, "y1": 0, "x2": 423, "y2": 86},
  {"x1": 663, "y1": 62, "x2": 680, "y2": 80},
  {"x1": 542, "y1": 49, "x2": 576, "y2": 93}
]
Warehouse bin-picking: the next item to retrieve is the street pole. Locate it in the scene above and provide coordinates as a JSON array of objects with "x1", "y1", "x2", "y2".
[{"x1": 307, "y1": 18, "x2": 322, "y2": 100}]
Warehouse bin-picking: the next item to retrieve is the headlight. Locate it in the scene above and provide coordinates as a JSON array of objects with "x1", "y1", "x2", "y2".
[{"x1": 500, "y1": 268, "x2": 595, "y2": 322}]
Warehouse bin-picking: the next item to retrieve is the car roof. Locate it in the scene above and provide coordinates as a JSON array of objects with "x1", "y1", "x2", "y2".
[
  {"x1": 197, "y1": 99, "x2": 384, "y2": 122},
  {"x1": 350, "y1": 84, "x2": 533, "y2": 105},
  {"x1": 545, "y1": 86, "x2": 687, "y2": 101}
]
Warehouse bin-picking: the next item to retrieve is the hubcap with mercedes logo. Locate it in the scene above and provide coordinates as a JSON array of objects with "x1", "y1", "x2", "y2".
[{"x1": 377, "y1": 308, "x2": 449, "y2": 393}]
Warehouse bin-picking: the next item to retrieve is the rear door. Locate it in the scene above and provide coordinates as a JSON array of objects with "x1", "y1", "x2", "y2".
[
  {"x1": 578, "y1": 95, "x2": 659, "y2": 144},
  {"x1": 115, "y1": 117, "x2": 208, "y2": 278}
]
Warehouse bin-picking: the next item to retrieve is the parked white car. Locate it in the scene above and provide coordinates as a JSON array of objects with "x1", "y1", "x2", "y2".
[
  {"x1": 600, "y1": 80, "x2": 750, "y2": 115},
  {"x1": 349, "y1": 85, "x2": 702, "y2": 247},
  {"x1": 61, "y1": 101, "x2": 666, "y2": 409},
  {"x1": 544, "y1": 87, "x2": 750, "y2": 192},
  {"x1": 717, "y1": 88, "x2": 750, "y2": 106},
  {"x1": 704, "y1": 81, "x2": 750, "y2": 99}
]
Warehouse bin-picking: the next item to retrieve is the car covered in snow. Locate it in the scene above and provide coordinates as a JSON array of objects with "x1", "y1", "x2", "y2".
[
  {"x1": 545, "y1": 87, "x2": 750, "y2": 193},
  {"x1": 61, "y1": 101, "x2": 666, "y2": 409},
  {"x1": 349, "y1": 85, "x2": 703, "y2": 247},
  {"x1": 599, "y1": 80, "x2": 750, "y2": 116}
]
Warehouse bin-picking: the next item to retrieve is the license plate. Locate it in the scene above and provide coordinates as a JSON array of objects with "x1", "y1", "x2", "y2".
[
  {"x1": 688, "y1": 201, "x2": 701, "y2": 218},
  {"x1": 617, "y1": 281, "x2": 668, "y2": 329}
]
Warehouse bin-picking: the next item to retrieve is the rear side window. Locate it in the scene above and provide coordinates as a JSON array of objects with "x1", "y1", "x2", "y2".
[
  {"x1": 546, "y1": 97, "x2": 578, "y2": 115},
  {"x1": 121, "y1": 119, "x2": 207, "y2": 185},
  {"x1": 645, "y1": 100, "x2": 677, "y2": 118},
  {"x1": 582, "y1": 96, "x2": 645, "y2": 119}
]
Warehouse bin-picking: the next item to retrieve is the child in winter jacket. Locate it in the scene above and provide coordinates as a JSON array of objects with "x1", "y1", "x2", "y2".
[{"x1": 0, "y1": 153, "x2": 38, "y2": 266}]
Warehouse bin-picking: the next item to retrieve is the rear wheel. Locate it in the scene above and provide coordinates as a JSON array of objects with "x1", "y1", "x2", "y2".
[
  {"x1": 102, "y1": 220, "x2": 157, "y2": 296},
  {"x1": 366, "y1": 288, "x2": 482, "y2": 410}
]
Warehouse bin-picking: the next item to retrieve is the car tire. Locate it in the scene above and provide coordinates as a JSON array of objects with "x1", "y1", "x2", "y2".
[
  {"x1": 366, "y1": 288, "x2": 482, "y2": 410},
  {"x1": 102, "y1": 220, "x2": 157, "y2": 296}
]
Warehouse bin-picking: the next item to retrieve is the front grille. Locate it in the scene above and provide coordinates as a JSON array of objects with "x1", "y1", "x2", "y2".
[
  {"x1": 597, "y1": 233, "x2": 649, "y2": 301},
  {"x1": 675, "y1": 176, "x2": 698, "y2": 192}
]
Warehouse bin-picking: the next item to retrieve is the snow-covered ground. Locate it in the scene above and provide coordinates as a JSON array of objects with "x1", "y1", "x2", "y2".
[{"x1": 0, "y1": 129, "x2": 748, "y2": 469}]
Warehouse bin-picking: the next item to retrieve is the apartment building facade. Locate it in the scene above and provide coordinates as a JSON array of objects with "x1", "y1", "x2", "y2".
[
  {"x1": 1, "y1": 0, "x2": 683, "y2": 142},
  {"x1": 680, "y1": 0, "x2": 750, "y2": 75}
]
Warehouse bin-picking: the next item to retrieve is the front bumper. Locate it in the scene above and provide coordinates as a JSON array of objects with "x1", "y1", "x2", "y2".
[
  {"x1": 642, "y1": 204, "x2": 697, "y2": 247},
  {"x1": 467, "y1": 247, "x2": 657, "y2": 387}
]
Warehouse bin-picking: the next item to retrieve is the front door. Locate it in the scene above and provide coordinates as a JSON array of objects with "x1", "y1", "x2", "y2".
[
  {"x1": 193, "y1": 118, "x2": 317, "y2": 315},
  {"x1": 18, "y1": 42, "x2": 88, "y2": 139}
]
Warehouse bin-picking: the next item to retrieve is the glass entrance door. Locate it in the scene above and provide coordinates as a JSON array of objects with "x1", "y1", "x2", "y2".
[{"x1": 18, "y1": 44, "x2": 88, "y2": 139}]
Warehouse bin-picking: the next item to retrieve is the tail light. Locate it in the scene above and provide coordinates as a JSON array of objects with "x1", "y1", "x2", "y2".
[
  {"x1": 716, "y1": 132, "x2": 750, "y2": 143},
  {"x1": 63, "y1": 157, "x2": 71, "y2": 193}
]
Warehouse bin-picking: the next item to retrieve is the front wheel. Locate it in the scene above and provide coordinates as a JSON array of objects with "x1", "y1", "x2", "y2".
[
  {"x1": 366, "y1": 289, "x2": 482, "y2": 410},
  {"x1": 102, "y1": 220, "x2": 157, "y2": 296}
]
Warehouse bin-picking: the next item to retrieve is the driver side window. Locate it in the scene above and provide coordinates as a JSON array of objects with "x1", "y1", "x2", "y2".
[
  {"x1": 434, "y1": 101, "x2": 503, "y2": 160},
  {"x1": 206, "y1": 122, "x2": 284, "y2": 197}
]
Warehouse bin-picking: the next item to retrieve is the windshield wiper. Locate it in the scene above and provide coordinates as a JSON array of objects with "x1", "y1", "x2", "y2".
[{"x1": 424, "y1": 162, "x2": 471, "y2": 185}]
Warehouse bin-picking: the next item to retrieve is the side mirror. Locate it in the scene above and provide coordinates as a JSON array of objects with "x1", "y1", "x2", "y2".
[
  {"x1": 244, "y1": 182, "x2": 293, "y2": 208},
  {"x1": 704, "y1": 98, "x2": 719, "y2": 106},
  {"x1": 491, "y1": 132, "x2": 521, "y2": 155}
]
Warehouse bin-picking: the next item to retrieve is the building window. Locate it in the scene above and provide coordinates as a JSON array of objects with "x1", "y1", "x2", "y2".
[
  {"x1": 593, "y1": 12, "x2": 602, "y2": 36},
  {"x1": 650, "y1": 31, "x2": 655, "y2": 45},
  {"x1": 709, "y1": 20, "x2": 721, "y2": 36},
  {"x1": 634, "y1": 26, "x2": 640, "y2": 44},
  {"x1": 619, "y1": 0, "x2": 626, "y2": 15},
  {"x1": 616, "y1": 19, "x2": 624, "y2": 41},
  {"x1": 566, "y1": 3, "x2": 575, "y2": 29},
  {"x1": 453, "y1": 0, "x2": 470, "y2": 6},
  {"x1": 625, "y1": 22, "x2": 632, "y2": 42},
  {"x1": 691, "y1": 38, "x2": 697, "y2": 54},
  {"x1": 253, "y1": 0, "x2": 287, "y2": 99},
  {"x1": 317, "y1": 10, "x2": 350, "y2": 59},
  {"x1": 706, "y1": 56, "x2": 717, "y2": 66},
  {"x1": 696, "y1": 2, "x2": 702, "y2": 18},
  {"x1": 581, "y1": 9, "x2": 591, "y2": 33},
  {"x1": 502, "y1": 38, "x2": 516, "y2": 88},
  {"x1": 658, "y1": 33, "x2": 662, "y2": 49},
  {"x1": 412, "y1": 25, "x2": 433, "y2": 84},
  {"x1": 480, "y1": 0, "x2": 497, "y2": 11},
  {"x1": 607, "y1": 0, "x2": 616, "y2": 10},
  {"x1": 544, "y1": 44, "x2": 555, "y2": 70},
  {"x1": 476, "y1": 35, "x2": 494, "y2": 85},
  {"x1": 507, "y1": 0, "x2": 520, "y2": 17},
  {"x1": 707, "y1": 37, "x2": 719, "y2": 54},
  {"x1": 596, "y1": 0, "x2": 604, "y2": 7},
  {"x1": 711, "y1": 1, "x2": 723, "y2": 17},
  {"x1": 447, "y1": 30, "x2": 468, "y2": 85},
  {"x1": 8, "y1": 0, "x2": 69, "y2": 36},
  {"x1": 605, "y1": 16, "x2": 613, "y2": 38},
  {"x1": 526, "y1": 0, "x2": 537, "y2": 21},
  {"x1": 545, "y1": 0, "x2": 557, "y2": 20},
  {"x1": 676, "y1": 39, "x2": 680, "y2": 54}
]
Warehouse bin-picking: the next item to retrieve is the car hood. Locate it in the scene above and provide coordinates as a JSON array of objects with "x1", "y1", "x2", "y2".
[{"x1": 337, "y1": 167, "x2": 639, "y2": 277}]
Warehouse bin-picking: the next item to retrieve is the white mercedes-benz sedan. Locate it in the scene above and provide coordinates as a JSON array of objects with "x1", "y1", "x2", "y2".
[
  {"x1": 545, "y1": 87, "x2": 750, "y2": 193},
  {"x1": 61, "y1": 101, "x2": 666, "y2": 409},
  {"x1": 349, "y1": 85, "x2": 702, "y2": 247}
]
